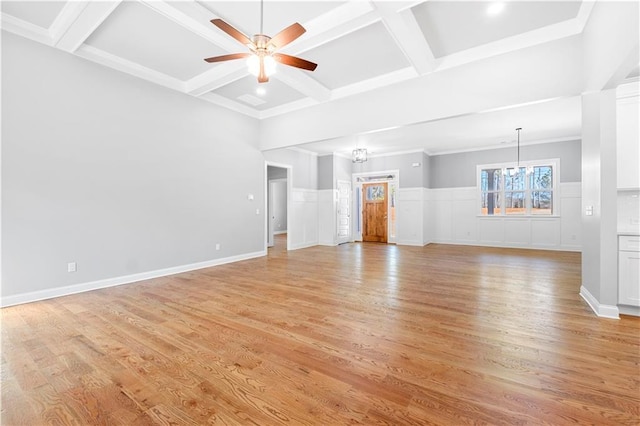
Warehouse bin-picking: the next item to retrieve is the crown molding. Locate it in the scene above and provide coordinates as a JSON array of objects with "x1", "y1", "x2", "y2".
[
  {"x1": 285, "y1": 146, "x2": 318, "y2": 157},
  {"x1": 428, "y1": 135, "x2": 581, "y2": 156}
]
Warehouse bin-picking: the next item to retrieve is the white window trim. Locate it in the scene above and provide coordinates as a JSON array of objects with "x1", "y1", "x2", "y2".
[{"x1": 476, "y1": 158, "x2": 560, "y2": 217}]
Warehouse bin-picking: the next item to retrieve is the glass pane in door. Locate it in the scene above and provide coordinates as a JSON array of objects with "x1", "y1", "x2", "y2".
[{"x1": 366, "y1": 185, "x2": 385, "y2": 201}]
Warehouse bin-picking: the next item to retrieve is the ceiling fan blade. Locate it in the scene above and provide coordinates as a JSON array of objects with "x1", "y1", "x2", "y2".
[
  {"x1": 269, "y1": 22, "x2": 306, "y2": 49},
  {"x1": 273, "y1": 53, "x2": 317, "y2": 71},
  {"x1": 204, "y1": 53, "x2": 251, "y2": 63},
  {"x1": 210, "y1": 19, "x2": 253, "y2": 47}
]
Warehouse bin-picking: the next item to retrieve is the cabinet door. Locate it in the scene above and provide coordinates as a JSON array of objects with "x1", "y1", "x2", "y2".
[
  {"x1": 616, "y1": 95, "x2": 640, "y2": 189},
  {"x1": 619, "y1": 250, "x2": 640, "y2": 306}
]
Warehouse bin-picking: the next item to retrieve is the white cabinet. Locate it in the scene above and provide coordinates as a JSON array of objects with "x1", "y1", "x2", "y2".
[
  {"x1": 616, "y1": 83, "x2": 640, "y2": 189},
  {"x1": 619, "y1": 235, "x2": 640, "y2": 307}
]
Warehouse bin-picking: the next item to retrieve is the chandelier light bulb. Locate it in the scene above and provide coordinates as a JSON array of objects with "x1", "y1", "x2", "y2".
[
  {"x1": 247, "y1": 55, "x2": 260, "y2": 76},
  {"x1": 247, "y1": 55, "x2": 277, "y2": 78},
  {"x1": 264, "y1": 55, "x2": 277, "y2": 76}
]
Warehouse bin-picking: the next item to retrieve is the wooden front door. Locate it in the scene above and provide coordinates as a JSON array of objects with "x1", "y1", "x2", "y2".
[{"x1": 362, "y1": 182, "x2": 388, "y2": 243}]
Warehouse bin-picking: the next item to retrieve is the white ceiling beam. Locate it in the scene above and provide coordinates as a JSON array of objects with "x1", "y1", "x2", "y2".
[
  {"x1": 54, "y1": 1, "x2": 121, "y2": 52},
  {"x1": 284, "y1": 2, "x2": 379, "y2": 54},
  {"x1": 49, "y1": 2, "x2": 90, "y2": 45},
  {"x1": 75, "y1": 44, "x2": 185, "y2": 92},
  {"x1": 372, "y1": 1, "x2": 436, "y2": 75},
  {"x1": 575, "y1": 1, "x2": 596, "y2": 31},
  {"x1": 197, "y1": 92, "x2": 261, "y2": 119},
  {"x1": 271, "y1": 67, "x2": 331, "y2": 102},
  {"x1": 436, "y1": 19, "x2": 585, "y2": 71},
  {"x1": 138, "y1": 0, "x2": 244, "y2": 52},
  {"x1": 332, "y1": 67, "x2": 419, "y2": 100},
  {"x1": 1, "y1": 13, "x2": 51, "y2": 45},
  {"x1": 185, "y1": 62, "x2": 248, "y2": 96},
  {"x1": 259, "y1": 98, "x2": 320, "y2": 120}
]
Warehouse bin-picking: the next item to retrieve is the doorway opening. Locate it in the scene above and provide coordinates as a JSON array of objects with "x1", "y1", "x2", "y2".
[
  {"x1": 352, "y1": 170, "x2": 398, "y2": 244},
  {"x1": 266, "y1": 163, "x2": 291, "y2": 251}
]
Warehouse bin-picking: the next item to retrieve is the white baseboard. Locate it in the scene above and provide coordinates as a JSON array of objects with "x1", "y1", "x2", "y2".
[
  {"x1": 580, "y1": 285, "x2": 620, "y2": 319},
  {"x1": 289, "y1": 241, "x2": 318, "y2": 250},
  {"x1": 0, "y1": 250, "x2": 267, "y2": 308},
  {"x1": 618, "y1": 304, "x2": 640, "y2": 317},
  {"x1": 274, "y1": 231, "x2": 287, "y2": 235},
  {"x1": 396, "y1": 240, "x2": 425, "y2": 246},
  {"x1": 429, "y1": 239, "x2": 581, "y2": 252}
]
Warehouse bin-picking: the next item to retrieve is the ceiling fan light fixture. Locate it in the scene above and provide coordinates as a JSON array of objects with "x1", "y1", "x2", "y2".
[
  {"x1": 264, "y1": 55, "x2": 277, "y2": 75},
  {"x1": 247, "y1": 55, "x2": 259, "y2": 76},
  {"x1": 247, "y1": 54, "x2": 276, "y2": 79}
]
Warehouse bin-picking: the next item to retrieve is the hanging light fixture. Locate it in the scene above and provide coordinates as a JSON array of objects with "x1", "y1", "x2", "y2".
[
  {"x1": 505, "y1": 127, "x2": 523, "y2": 177},
  {"x1": 515, "y1": 127, "x2": 522, "y2": 169},
  {"x1": 352, "y1": 148, "x2": 367, "y2": 163},
  {"x1": 512, "y1": 127, "x2": 533, "y2": 176}
]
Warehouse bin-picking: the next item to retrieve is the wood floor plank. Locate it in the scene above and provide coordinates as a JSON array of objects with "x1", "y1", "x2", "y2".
[{"x1": 2, "y1": 238, "x2": 639, "y2": 425}]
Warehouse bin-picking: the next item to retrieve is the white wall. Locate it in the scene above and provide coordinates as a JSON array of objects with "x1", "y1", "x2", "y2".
[
  {"x1": 424, "y1": 183, "x2": 582, "y2": 251},
  {"x1": 2, "y1": 33, "x2": 265, "y2": 306},
  {"x1": 580, "y1": 90, "x2": 619, "y2": 318}
]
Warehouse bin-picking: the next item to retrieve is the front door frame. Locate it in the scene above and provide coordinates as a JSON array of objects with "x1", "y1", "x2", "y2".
[
  {"x1": 352, "y1": 170, "x2": 399, "y2": 244},
  {"x1": 337, "y1": 180, "x2": 351, "y2": 244}
]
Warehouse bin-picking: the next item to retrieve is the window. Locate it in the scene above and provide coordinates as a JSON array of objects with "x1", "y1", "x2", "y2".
[{"x1": 478, "y1": 160, "x2": 557, "y2": 216}]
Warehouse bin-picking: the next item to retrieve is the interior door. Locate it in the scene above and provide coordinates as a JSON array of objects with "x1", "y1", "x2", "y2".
[
  {"x1": 337, "y1": 180, "x2": 351, "y2": 244},
  {"x1": 268, "y1": 180, "x2": 275, "y2": 248},
  {"x1": 362, "y1": 182, "x2": 388, "y2": 243}
]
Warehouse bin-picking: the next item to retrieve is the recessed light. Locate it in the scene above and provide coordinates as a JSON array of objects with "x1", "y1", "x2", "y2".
[
  {"x1": 256, "y1": 87, "x2": 266, "y2": 96},
  {"x1": 487, "y1": 2, "x2": 505, "y2": 16}
]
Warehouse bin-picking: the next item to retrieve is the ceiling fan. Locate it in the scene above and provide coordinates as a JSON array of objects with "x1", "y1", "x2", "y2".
[{"x1": 204, "y1": 0, "x2": 317, "y2": 83}]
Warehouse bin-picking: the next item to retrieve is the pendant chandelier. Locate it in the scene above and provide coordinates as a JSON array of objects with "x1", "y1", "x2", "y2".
[
  {"x1": 515, "y1": 127, "x2": 522, "y2": 169},
  {"x1": 352, "y1": 148, "x2": 367, "y2": 163}
]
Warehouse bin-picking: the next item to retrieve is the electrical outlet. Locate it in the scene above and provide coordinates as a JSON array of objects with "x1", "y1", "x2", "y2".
[
  {"x1": 216, "y1": 243, "x2": 220, "y2": 250},
  {"x1": 256, "y1": 208, "x2": 260, "y2": 215},
  {"x1": 67, "y1": 262, "x2": 77, "y2": 273}
]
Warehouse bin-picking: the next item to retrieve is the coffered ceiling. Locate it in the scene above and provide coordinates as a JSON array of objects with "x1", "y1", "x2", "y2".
[{"x1": 2, "y1": 1, "x2": 631, "y2": 156}]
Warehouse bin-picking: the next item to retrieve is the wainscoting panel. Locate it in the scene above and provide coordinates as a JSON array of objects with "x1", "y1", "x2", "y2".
[
  {"x1": 478, "y1": 218, "x2": 505, "y2": 244},
  {"x1": 426, "y1": 183, "x2": 582, "y2": 251},
  {"x1": 531, "y1": 218, "x2": 561, "y2": 248},
  {"x1": 318, "y1": 189, "x2": 336, "y2": 246},
  {"x1": 453, "y1": 198, "x2": 478, "y2": 243},
  {"x1": 396, "y1": 188, "x2": 424, "y2": 246},
  {"x1": 504, "y1": 219, "x2": 531, "y2": 246},
  {"x1": 290, "y1": 188, "x2": 319, "y2": 250}
]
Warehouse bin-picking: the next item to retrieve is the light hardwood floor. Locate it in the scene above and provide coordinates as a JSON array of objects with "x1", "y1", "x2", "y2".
[{"x1": 2, "y1": 237, "x2": 639, "y2": 425}]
